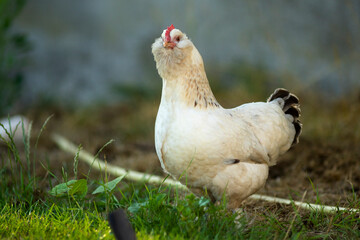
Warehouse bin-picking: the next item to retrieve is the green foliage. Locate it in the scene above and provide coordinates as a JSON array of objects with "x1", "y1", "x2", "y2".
[
  {"x1": 0, "y1": 0, "x2": 29, "y2": 116},
  {"x1": 49, "y1": 179, "x2": 88, "y2": 199},
  {"x1": 1, "y1": 117, "x2": 360, "y2": 239},
  {"x1": 92, "y1": 176, "x2": 125, "y2": 195},
  {"x1": 126, "y1": 188, "x2": 242, "y2": 239},
  {"x1": 0, "y1": 117, "x2": 33, "y2": 202}
]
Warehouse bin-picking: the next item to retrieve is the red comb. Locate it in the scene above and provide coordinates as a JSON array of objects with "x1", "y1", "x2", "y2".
[{"x1": 165, "y1": 24, "x2": 175, "y2": 42}]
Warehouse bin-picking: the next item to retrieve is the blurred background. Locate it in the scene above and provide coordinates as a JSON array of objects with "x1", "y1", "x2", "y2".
[
  {"x1": 1, "y1": 0, "x2": 360, "y2": 203},
  {"x1": 6, "y1": 0, "x2": 360, "y2": 108}
]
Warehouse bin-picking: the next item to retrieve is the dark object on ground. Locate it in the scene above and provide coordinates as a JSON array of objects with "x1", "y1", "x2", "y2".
[{"x1": 108, "y1": 209, "x2": 136, "y2": 240}]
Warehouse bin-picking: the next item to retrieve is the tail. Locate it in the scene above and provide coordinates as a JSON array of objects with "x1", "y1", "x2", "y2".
[{"x1": 267, "y1": 88, "x2": 302, "y2": 146}]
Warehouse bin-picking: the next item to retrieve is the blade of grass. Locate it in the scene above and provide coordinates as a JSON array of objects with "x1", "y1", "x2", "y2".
[
  {"x1": 22, "y1": 120, "x2": 32, "y2": 184},
  {"x1": 33, "y1": 115, "x2": 53, "y2": 188},
  {"x1": 283, "y1": 190, "x2": 307, "y2": 240}
]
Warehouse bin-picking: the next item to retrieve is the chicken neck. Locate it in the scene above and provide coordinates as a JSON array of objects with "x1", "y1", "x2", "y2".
[{"x1": 162, "y1": 64, "x2": 220, "y2": 109}]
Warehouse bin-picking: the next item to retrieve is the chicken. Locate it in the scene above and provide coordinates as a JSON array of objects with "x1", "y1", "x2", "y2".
[{"x1": 151, "y1": 24, "x2": 302, "y2": 209}]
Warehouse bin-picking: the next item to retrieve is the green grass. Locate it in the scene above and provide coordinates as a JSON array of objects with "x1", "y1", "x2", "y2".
[
  {"x1": 0, "y1": 203, "x2": 112, "y2": 239},
  {"x1": 0, "y1": 118, "x2": 359, "y2": 239}
]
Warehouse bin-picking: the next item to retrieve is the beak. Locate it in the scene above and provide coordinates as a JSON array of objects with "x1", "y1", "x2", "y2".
[{"x1": 163, "y1": 41, "x2": 176, "y2": 49}]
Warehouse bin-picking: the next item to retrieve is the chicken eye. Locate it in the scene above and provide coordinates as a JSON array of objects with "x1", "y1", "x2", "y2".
[{"x1": 175, "y1": 36, "x2": 180, "y2": 42}]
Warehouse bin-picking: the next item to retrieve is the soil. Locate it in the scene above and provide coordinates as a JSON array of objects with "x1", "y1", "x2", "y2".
[{"x1": 2, "y1": 98, "x2": 360, "y2": 207}]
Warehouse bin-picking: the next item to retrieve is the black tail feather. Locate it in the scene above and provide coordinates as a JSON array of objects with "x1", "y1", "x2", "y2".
[
  {"x1": 268, "y1": 88, "x2": 291, "y2": 101},
  {"x1": 293, "y1": 120, "x2": 302, "y2": 145},
  {"x1": 268, "y1": 88, "x2": 302, "y2": 146},
  {"x1": 285, "y1": 107, "x2": 300, "y2": 119},
  {"x1": 283, "y1": 94, "x2": 299, "y2": 111}
]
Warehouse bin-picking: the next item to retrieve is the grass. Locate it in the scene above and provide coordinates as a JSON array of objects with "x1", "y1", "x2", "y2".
[
  {"x1": 1, "y1": 186, "x2": 359, "y2": 239},
  {"x1": 1, "y1": 95, "x2": 360, "y2": 239},
  {"x1": 0, "y1": 203, "x2": 112, "y2": 239}
]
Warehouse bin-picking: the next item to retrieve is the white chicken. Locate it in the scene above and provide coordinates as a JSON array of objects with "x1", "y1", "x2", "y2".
[{"x1": 151, "y1": 25, "x2": 301, "y2": 209}]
